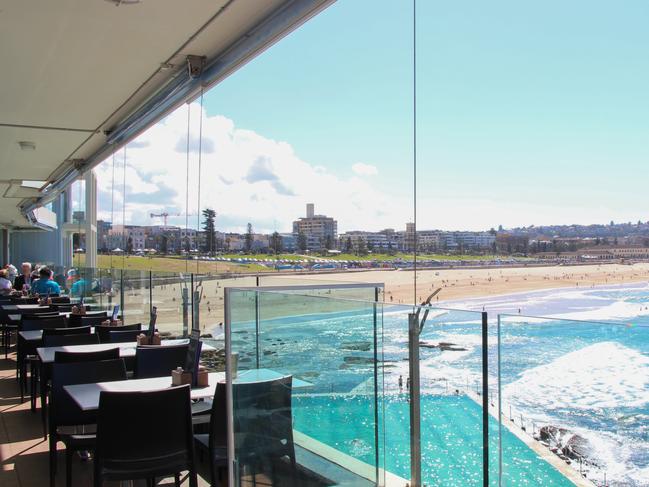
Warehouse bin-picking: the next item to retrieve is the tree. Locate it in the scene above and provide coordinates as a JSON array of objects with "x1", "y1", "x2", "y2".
[
  {"x1": 201, "y1": 208, "x2": 217, "y2": 255},
  {"x1": 355, "y1": 237, "x2": 367, "y2": 256},
  {"x1": 270, "y1": 231, "x2": 283, "y2": 254},
  {"x1": 297, "y1": 231, "x2": 307, "y2": 252},
  {"x1": 244, "y1": 223, "x2": 254, "y2": 253},
  {"x1": 159, "y1": 235, "x2": 168, "y2": 254},
  {"x1": 126, "y1": 236, "x2": 133, "y2": 254},
  {"x1": 344, "y1": 237, "x2": 353, "y2": 253},
  {"x1": 325, "y1": 235, "x2": 334, "y2": 250}
]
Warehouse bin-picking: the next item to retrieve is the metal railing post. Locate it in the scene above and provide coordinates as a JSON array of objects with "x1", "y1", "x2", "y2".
[
  {"x1": 408, "y1": 312, "x2": 421, "y2": 487},
  {"x1": 497, "y1": 314, "x2": 503, "y2": 487},
  {"x1": 255, "y1": 275, "x2": 260, "y2": 368},
  {"x1": 119, "y1": 270, "x2": 124, "y2": 323},
  {"x1": 482, "y1": 311, "x2": 489, "y2": 487},
  {"x1": 373, "y1": 286, "x2": 380, "y2": 484},
  {"x1": 148, "y1": 270, "x2": 153, "y2": 316}
]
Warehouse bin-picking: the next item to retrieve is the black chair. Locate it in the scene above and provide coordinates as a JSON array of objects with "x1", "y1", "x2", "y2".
[
  {"x1": 43, "y1": 325, "x2": 91, "y2": 338},
  {"x1": 194, "y1": 382, "x2": 227, "y2": 486},
  {"x1": 233, "y1": 376, "x2": 296, "y2": 486},
  {"x1": 134, "y1": 344, "x2": 188, "y2": 379},
  {"x1": 94, "y1": 386, "x2": 198, "y2": 487},
  {"x1": 11, "y1": 296, "x2": 38, "y2": 304},
  {"x1": 49, "y1": 359, "x2": 127, "y2": 487},
  {"x1": 96, "y1": 323, "x2": 142, "y2": 343},
  {"x1": 54, "y1": 348, "x2": 120, "y2": 364},
  {"x1": 18, "y1": 316, "x2": 66, "y2": 403},
  {"x1": 22, "y1": 312, "x2": 60, "y2": 321},
  {"x1": 50, "y1": 296, "x2": 71, "y2": 304},
  {"x1": 68, "y1": 313, "x2": 108, "y2": 328},
  {"x1": 21, "y1": 316, "x2": 66, "y2": 331},
  {"x1": 106, "y1": 329, "x2": 144, "y2": 343},
  {"x1": 52, "y1": 304, "x2": 73, "y2": 312},
  {"x1": 44, "y1": 333, "x2": 99, "y2": 347}
]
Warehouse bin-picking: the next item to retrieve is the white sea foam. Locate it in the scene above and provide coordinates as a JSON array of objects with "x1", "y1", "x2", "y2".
[
  {"x1": 504, "y1": 342, "x2": 649, "y2": 411},
  {"x1": 501, "y1": 342, "x2": 649, "y2": 486}
]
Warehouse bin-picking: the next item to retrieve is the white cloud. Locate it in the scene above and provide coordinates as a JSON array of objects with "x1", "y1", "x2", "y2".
[
  {"x1": 351, "y1": 162, "x2": 378, "y2": 176},
  {"x1": 94, "y1": 103, "x2": 408, "y2": 233}
]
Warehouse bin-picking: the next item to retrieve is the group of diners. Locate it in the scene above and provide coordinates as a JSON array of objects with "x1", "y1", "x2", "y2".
[{"x1": 1, "y1": 262, "x2": 88, "y2": 297}]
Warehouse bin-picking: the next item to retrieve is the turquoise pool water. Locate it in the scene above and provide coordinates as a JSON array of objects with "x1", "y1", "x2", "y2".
[{"x1": 293, "y1": 393, "x2": 573, "y2": 487}]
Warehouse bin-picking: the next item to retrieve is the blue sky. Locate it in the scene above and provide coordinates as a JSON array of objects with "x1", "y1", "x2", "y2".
[{"x1": 94, "y1": 0, "x2": 649, "y2": 233}]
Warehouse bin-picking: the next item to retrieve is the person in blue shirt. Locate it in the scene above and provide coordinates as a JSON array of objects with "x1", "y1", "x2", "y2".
[
  {"x1": 31, "y1": 266, "x2": 61, "y2": 296},
  {"x1": 67, "y1": 269, "x2": 88, "y2": 297}
]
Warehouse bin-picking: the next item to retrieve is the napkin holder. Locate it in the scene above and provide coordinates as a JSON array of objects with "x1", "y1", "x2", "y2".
[
  {"x1": 196, "y1": 366, "x2": 209, "y2": 388},
  {"x1": 171, "y1": 367, "x2": 192, "y2": 386},
  {"x1": 71, "y1": 305, "x2": 87, "y2": 316},
  {"x1": 101, "y1": 318, "x2": 123, "y2": 327},
  {"x1": 39, "y1": 297, "x2": 52, "y2": 306},
  {"x1": 137, "y1": 332, "x2": 161, "y2": 346}
]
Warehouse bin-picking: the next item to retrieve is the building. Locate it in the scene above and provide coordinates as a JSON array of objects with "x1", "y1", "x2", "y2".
[
  {"x1": 339, "y1": 229, "x2": 399, "y2": 252},
  {"x1": 292, "y1": 204, "x2": 337, "y2": 251}
]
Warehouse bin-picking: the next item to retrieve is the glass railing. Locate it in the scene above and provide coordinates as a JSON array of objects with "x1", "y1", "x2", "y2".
[
  {"x1": 226, "y1": 286, "x2": 386, "y2": 486},
  {"x1": 497, "y1": 314, "x2": 649, "y2": 487},
  {"x1": 223, "y1": 286, "x2": 499, "y2": 487}
]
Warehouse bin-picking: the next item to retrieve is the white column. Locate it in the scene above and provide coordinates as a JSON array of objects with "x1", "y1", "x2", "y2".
[{"x1": 84, "y1": 171, "x2": 98, "y2": 268}]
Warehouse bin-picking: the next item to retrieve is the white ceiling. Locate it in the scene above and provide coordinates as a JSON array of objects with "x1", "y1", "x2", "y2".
[{"x1": 0, "y1": 0, "x2": 331, "y2": 228}]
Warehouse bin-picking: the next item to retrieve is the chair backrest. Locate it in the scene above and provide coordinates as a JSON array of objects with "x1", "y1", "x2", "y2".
[
  {"x1": 50, "y1": 296, "x2": 70, "y2": 304},
  {"x1": 44, "y1": 333, "x2": 99, "y2": 347},
  {"x1": 233, "y1": 376, "x2": 294, "y2": 463},
  {"x1": 134, "y1": 344, "x2": 188, "y2": 379},
  {"x1": 21, "y1": 306, "x2": 56, "y2": 315},
  {"x1": 52, "y1": 304, "x2": 72, "y2": 312},
  {"x1": 97, "y1": 323, "x2": 142, "y2": 343},
  {"x1": 95, "y1": 385, "x2": 193, "y2": 472},
  {"x1": 21, "y1": 312, "x2": 60, "y2": 320},
  {"x1": 106, "y1": 329, "x2": 144, "y2": 343},
  {"x1": 50, "y1": 359, "x2": 126, "y2": 428},
  {"x1": 68, "y1": 312, "x2": 108, "y2": 328},
  {"x1": 54, "y1": 347, "x2": 120, "y2": 364},
  {"x1": 21, "y1": 316, "x2": 66, "y2": 331},
  {"x1": 42, "y1": 325, "x2": 91, "y2": 337},
  {"x1": 11, "y1": 297, "x2": 38, "y2": 304},
  {"x1": 209, "y1": 382, "x2": 227, "y2": 452}
]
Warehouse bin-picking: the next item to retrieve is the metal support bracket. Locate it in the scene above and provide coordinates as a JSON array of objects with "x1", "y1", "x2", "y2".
[
  {"x1": 408, "y1": 312, "x2": 422, "y2": 487},
  {"x1": 186, "y1": 55, "x2": 206, "y2": 79}
]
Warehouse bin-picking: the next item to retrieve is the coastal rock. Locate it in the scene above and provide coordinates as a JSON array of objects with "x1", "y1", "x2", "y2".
[
  {"x1": 341, "y1": 341, "x2": 372, "y2": 352},
  {"x1": 420, "y1": 341, "x2": 468, "y2": 352}
]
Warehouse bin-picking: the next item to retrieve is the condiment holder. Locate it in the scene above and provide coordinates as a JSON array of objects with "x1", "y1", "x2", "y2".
[
  {"x1": 171, "y1": 365, "x2": 209, "y2": 387},
  {"x1": 71, "y1": 305, "x2": 87, "y2": 316},
  {"x1": 100, "y1": 318, "x2": 123, "y2": 327},
  {"x1": 137, "y1": 332, "x2": 161, "y2": 346}
]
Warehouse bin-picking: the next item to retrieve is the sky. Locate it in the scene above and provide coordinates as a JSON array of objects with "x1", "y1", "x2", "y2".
[{"x1": 91, "y1": 0, "x2": 649, "y2": 234}]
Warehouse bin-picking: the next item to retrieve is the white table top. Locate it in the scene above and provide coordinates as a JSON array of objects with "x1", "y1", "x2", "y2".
[
  {"x1": 64, "y1": 369, "x2": 311, "y2": 411},
  {"x1": 64, "y1": 372, "x2": 225, "y2": 411},
  {"x1": 37, "y1": 339, "x2": 214, "y2": 364}
]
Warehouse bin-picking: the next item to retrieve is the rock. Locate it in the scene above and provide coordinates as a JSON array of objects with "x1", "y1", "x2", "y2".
[
  {"x1": 200, "y1": 333, "x2": 213, "y2": 339},
  {"x1": 341, "y1": 341, "x2": 372, "y2": 352}
]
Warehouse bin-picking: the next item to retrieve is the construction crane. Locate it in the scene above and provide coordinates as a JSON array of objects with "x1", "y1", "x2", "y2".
[{"x1": 150, "y1": 212, "x2": 196, "y2": 226}]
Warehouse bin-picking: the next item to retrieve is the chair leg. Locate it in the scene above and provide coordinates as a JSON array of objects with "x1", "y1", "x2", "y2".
[
  {"x1": 66, "y1": 447, "x2": 73, "y2": 487},
  {"x1": 49, "y1": 435, "x2": 57, "y2": 487},
  {"x1": 189, "y1": 469, "x2": 198, "y2": 487}
]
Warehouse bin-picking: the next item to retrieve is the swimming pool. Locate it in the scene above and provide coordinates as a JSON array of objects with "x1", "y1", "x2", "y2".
[{"x1": 292, "y1": 393, "x2": 573, "y2": 486}]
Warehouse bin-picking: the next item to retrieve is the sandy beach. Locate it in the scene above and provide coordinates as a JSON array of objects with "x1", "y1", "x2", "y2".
[
  {"x1": 138, "y1": 262, "x2": 649, "y2": 334},
  {"x1": 291, "y1": 262, "x2": 649, "y2": 304}
]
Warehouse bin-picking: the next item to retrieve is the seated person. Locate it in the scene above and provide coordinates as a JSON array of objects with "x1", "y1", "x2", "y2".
[
  {"x1": 67, "y1": 269, "x2": 88, "y2": 297},
  {"x1": 30, "y1": 266, "x2": 62, "y2": 296},
  {"x1": 13, "y1": 262, "x2": 33, "y2": 291},
  {"x1": 0, "y1": 269, "x2": 12, "y2": 295}
]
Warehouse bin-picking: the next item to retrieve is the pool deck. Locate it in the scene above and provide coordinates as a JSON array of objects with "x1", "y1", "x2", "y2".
[{"x1": 466, "y1": 390, "x2": 596, "y2": 487}]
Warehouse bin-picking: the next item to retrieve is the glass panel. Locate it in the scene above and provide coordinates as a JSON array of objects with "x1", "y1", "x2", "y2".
[
  {"x1": 496, "y1": 314, "x2": 645, "y2": 486},
  {"x1": 120, "y1": 269, "x2": 149, "y2": 326},
  {"x1": 227, "y1": 288, "x2": 384, "y2": 486},
  {"x1": 150, "y1": 271, "x2": 190, "y2": 338}
]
